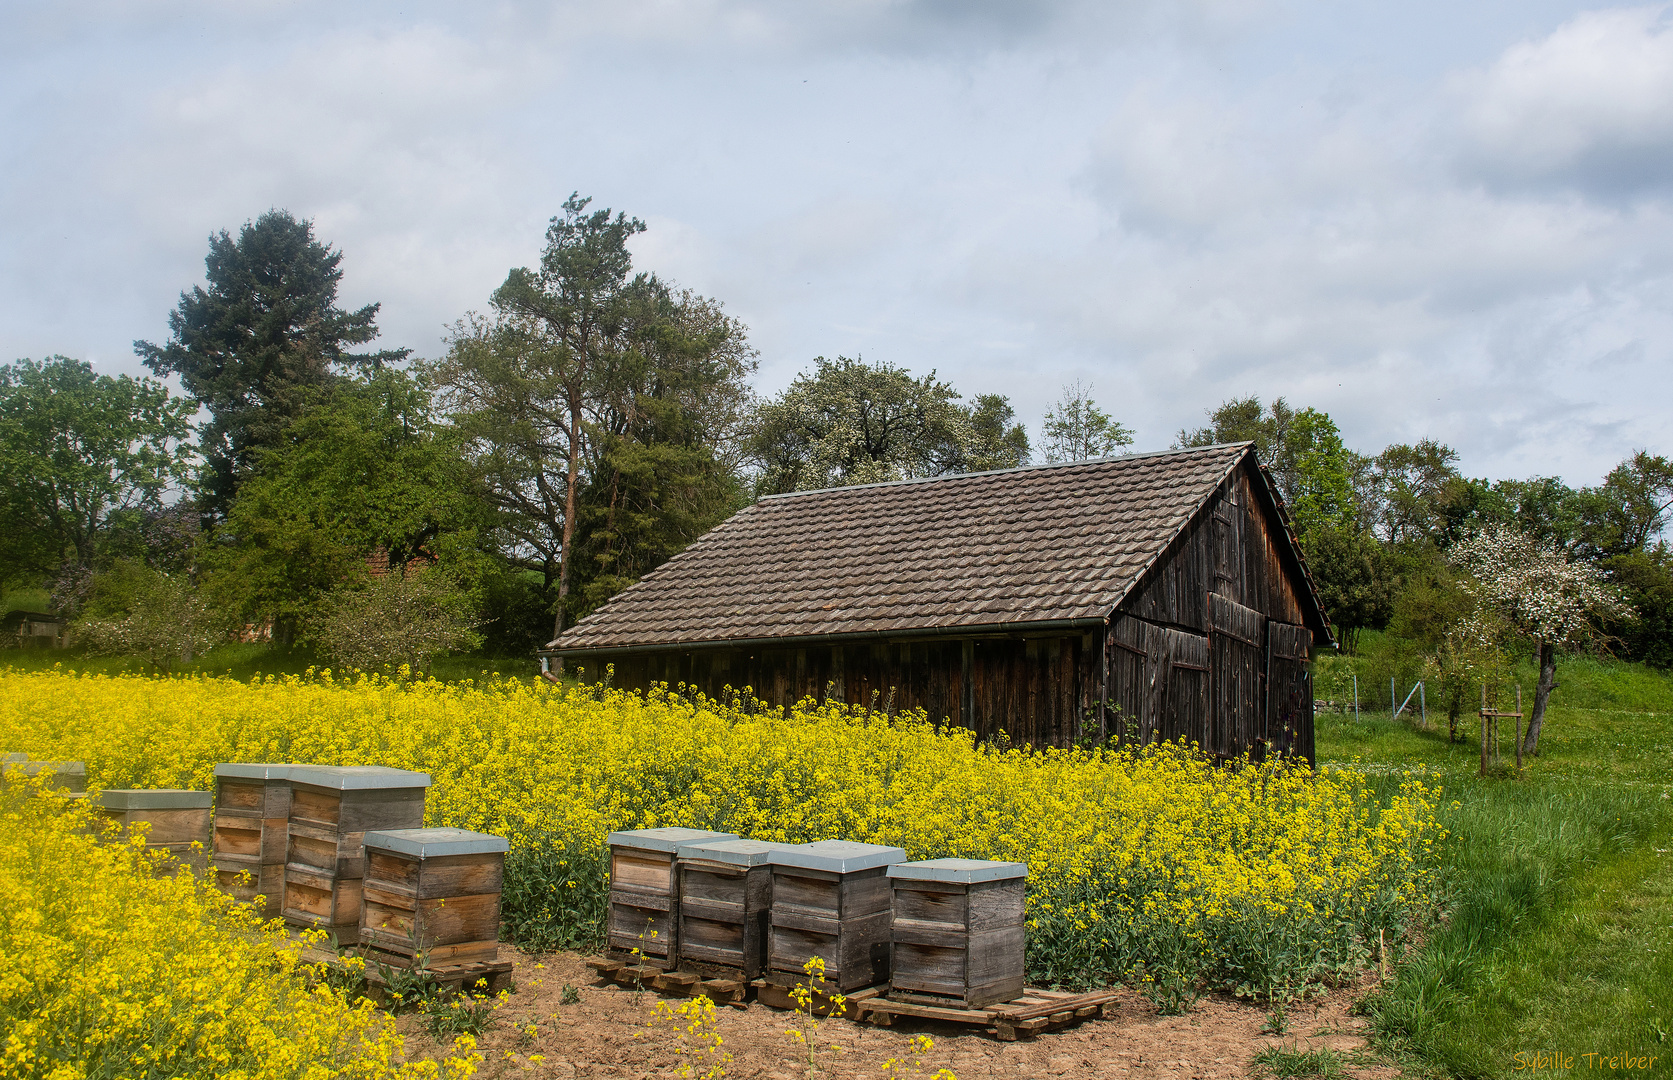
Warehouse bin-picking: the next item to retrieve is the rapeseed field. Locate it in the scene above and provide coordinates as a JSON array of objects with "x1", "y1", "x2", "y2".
[
  {"x1": 1, "y1": 667, "x2": 1442, "y2": 1015},
  {"x1": 0, "y1": 772, "x2": 481, "y2": 1079}
]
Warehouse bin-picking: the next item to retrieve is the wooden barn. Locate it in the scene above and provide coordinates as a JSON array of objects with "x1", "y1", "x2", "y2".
[{"x1": 539, "y1": 442, "x2": 1334, "y2": 762}]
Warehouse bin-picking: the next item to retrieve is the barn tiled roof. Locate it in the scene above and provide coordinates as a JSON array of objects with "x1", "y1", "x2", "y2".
[{"x1": 546, "y1": 443, "x2": 1255, "y2": 652}]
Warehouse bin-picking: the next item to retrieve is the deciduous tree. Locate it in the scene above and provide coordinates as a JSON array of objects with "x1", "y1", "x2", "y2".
[
  {"x1": 1449, "y1": 526, "x2": 1631, "y2": 755},
  {"x1": 201, "y1": 369, "x2": 480, "y2": 642},
  {"x1": 749, "y1": 356, "x2": 1028, "y2": 495},
  {"x1": 0, "y1": 357, "x2": 194, "y2": 587},
  {"x1": 1041, "y1": 380, "x2": 1132, "y2": 463}
]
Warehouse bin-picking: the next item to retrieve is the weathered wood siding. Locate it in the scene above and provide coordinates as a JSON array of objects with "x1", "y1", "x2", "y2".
[
  {"x1": 1122, "y1": 463, "x2": 1308, "y2": 630},
  {"x1": 1107, "y1": 460, "x2": 1317, "y2": 762},
  {"x1": 575, "y1": 631, "x2": 1102, "y2": 749}
]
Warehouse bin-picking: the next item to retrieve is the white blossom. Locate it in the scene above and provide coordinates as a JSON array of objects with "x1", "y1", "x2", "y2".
[{"x1": 1448, "y1": 526, "x2": 1631, "y2": 648}]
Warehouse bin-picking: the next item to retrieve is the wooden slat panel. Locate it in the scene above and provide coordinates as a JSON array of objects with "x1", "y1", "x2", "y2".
[
  {"x1": 1270, "y1": 621, "x2": 1312, "y2": 661},
  {"x1": 1209, "y1": 592, "x2": 1265, "y2": 758},
  {"x1": 1209, "y1": 592, "x2": 1265, "y2": 646},
  {"x1": 892, "y1": 886, "x2": 967, "y2": 928}
]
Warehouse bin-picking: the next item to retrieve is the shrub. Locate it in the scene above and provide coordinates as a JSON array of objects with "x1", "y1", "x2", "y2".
[{"x1": 311, "y1": 569, "x2": 481, "y2": 675}]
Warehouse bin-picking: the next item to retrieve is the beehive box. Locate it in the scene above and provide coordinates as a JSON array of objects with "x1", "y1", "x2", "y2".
[
  {"x1": 4, "y1": 759, "x2": 86, "y2": 794},
  {"x1": 282, "y1": 766, "x2": 431, "y2": 943},
  {"x1": 359, "y1": 828, "x2": 509, "y2": 971},
  {"x1": 607, "y1": 827, "x2": 738, "y2": 969},
  {"x1": 888, "y1": 859, "x2": 1027, "y2": 1008},
  {"x1": 213, "y1": 763, "x2": 296, "y2": 914},
  {"x1": 675, "y1": 838, "x2": 805, "y2": 980},
  {"x1": 767, "y1": 840, "x2": 907, "y2": 992},
  {"x1": 95, "y1": 789, "x2": 213, "y2": 872}
]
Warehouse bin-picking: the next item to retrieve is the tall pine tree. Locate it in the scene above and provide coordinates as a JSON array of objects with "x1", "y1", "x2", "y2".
[{"x1": 136, "y1": 210, "x2": 406, "y2": 515}]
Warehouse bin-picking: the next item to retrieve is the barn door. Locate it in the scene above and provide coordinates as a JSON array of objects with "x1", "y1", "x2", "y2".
[
  {"x1": 1266, "y1": 621, "x2": 1315, "y2": 764},
  {"x1": 1106, "y1": 616, "x2": 1207, "y2": 748},
  {"x1": 1159, "y1": 627, "x2": 1208, "y2": 747},
  {"x1": 1208, "y1": 592, "x2": 1265, "y2": 758}
]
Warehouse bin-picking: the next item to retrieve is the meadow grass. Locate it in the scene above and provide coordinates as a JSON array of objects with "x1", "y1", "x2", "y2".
[{"x1": 1318, "y1": 653, "x2": 1673, "y2": 1078}]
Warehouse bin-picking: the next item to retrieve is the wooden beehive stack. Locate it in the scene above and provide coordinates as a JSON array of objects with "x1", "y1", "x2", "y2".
[
  {"x1": 6, "y1": 759, "x2": 86, "y2": 796},
  {"x1": 212, "y1": 763, "x2": 295, "y2": 915},
  {"x1": 94, "y1": 789, "x2": 214, "y2": 873},
  {"x1": 887, "y1": 859, "x2": 1028, "y2": 1008},
  {"x1": 767, "y1": 840, "x2": 906, "y2": 992},
  {"x1": 606, "y1": 827, "x2": 738, "y2": 970},
  {"x1": 359, "y1": 828, "x2": 509, "y2": 974},
  {"x1": 674, "y1": 838, "x2": 805, "y2": 981},
  {"x1": 282, "y1": 765, "x2": 431, "y2": 944}
]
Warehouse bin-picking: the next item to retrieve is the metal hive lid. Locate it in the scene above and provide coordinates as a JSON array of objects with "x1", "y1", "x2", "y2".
[
  {"x1": 887, "y1": 858, "x2": 1028, "y2": 883},
  {"x1": 286, "y1": 765, "x2": 432, "y2": 790},
  {"x1": 768, "y1": 839, "x2": 907, "y2": 873},
  {"x1": 676, "y1": 838, "x2": 806, "y2": 867},
  {"x1": 363, "y1": 828, "x2": 509, "y2": 858},
  {"x1": 607, "y1": 827, "x2": 739, "y2": 854},
  {"x1": 214, "y1": 763, "x2": 299, "y2": 781},
  {"x1": 95, "y1": 788, "x2": 213, "y2": 811}
]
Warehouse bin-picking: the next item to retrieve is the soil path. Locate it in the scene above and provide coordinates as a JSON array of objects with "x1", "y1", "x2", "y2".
[{"x1": 399, "y1": 950, "x2": 1400, "y2": 1080}]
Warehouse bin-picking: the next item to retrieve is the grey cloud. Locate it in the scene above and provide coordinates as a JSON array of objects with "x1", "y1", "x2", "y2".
[{"x1": 1456, "y1": 6, "x2": 1673, "y2": 198}]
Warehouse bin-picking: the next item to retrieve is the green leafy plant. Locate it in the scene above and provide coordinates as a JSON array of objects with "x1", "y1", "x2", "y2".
[
  {"x1": 421, "y1": 981, "x2": 506, "y2": 1039},
  {"x1": 1252, "y1": 1044, "x2": 1348, "y2": 1079},
  {"x1": 499, "y1": 833, "x2": 609, "y2": 953}
]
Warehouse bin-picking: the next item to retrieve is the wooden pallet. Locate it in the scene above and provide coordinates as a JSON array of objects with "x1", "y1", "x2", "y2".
[
  {"x1": 300, "y1": 945, "x2": 513, "y2": 997},
  {"x1": 586, "y1": 958, "x2": 749, "y2": 1005},
  {"x1": 748, "y1": 978, "x2": 888, "y2": 1019},
  {"x1": 855, "y1": 988, "x2": 1118, "y2": 1041}
]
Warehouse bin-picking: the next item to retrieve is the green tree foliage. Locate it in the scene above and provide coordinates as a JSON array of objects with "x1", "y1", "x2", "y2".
[
  {"x1": 1365, "y1": 440, "x2": 1462, "y2": 545},
  {"x1": 749, "y1": 356, "x2": 1029, "y2": 495},
  {"x1": 1041, "y1": 380, "x2": 1132, "y2": 463},
  {"x1": 1600, "y1": 547, "x2": 1673, "y2": 669},
  {"x1": 311, "y1": 568, "x2": 482, "y2": 676},
  {"x1": 1283, "y1": 409, "x2": 1357, "y2": 543},
  {"x1": 73, "y1": 561, "x2": 230, "y2": 672},
  {"x1": 201, "y1": 369, "x2": 480, "y2": 642},
  {"x1": 435, "y1": 196, "x2": 756, "y2": 640},
  {"x1": 1304, "y1": 525, "x2": 1393, "y2": 655},
  {"x1": 971, "y1": 393, "x2": 1032, "y2": 468},
  {"x1": 135, "y1": 210, "x2": 406, "y2": 515},
  {"x1": 1435, "y1": 474, "x2": 1581, "y2": 552},
  {"x1": 566, "y1": 292, "x2": 756, "y2": 623},
  {"x1": 1574, "y1": 452, "x2": 1673, "y2": 558},
  {"x1": 1178, "y1": 395, "x2": 1296, "y2": 483},
  {"x1": 0, "y1": 357, "x2": 194, "y2": 588}
]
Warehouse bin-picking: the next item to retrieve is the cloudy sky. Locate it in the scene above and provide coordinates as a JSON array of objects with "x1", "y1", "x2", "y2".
[{"x1": 4, "y1": 0, "x2": 1670, "y2": 484}]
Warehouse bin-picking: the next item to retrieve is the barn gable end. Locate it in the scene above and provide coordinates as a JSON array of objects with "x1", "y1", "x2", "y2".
[
  {"x1": 1103, "y1": 458, "x2": 1327, "y2": 760},
  {"x1": 542, "y1": 444, "x2": 1331, "y2": 758}
]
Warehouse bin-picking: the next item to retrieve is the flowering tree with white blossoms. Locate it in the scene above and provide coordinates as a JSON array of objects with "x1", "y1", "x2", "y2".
[{"x1": 1448, "y1": 526, "x2": 1632, "y2": 755}]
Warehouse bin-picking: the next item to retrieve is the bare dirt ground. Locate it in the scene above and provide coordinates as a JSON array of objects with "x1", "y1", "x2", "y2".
[{"x1": 398, "y1": 948, "x2": 1403, "y2": 1080}]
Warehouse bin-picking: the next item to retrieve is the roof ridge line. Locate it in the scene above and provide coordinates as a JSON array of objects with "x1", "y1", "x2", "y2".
[{"x1": 756, "y1": 442, "x2": 1256, "y2": 501}]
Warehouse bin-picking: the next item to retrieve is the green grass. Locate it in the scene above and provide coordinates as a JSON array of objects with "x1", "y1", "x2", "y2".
[
  {"x1": 1252, "y1": 1044, "x2": 1350, "y2": 1079},
  {"x1": 1318, "y1": 653, "x2": 1673, "y2": 1078},
  {"x1": 1, "y1": 587, "x2": 52, "y2": 615}
]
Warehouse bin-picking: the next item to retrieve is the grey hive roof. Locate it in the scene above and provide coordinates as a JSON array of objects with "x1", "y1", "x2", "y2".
[{"x1": 547, "y1": 443, "x2": 1256, "y2": 653}]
